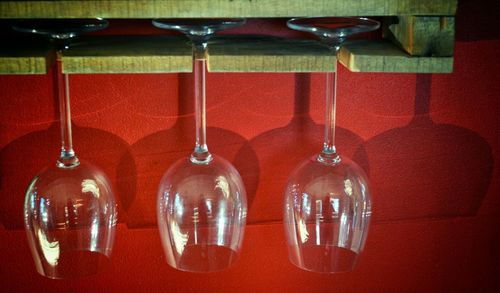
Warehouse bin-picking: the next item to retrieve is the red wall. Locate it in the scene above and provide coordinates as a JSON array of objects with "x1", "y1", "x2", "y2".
[{"x1": 1, "y1": 4, "x2": 499, "y2": 292}]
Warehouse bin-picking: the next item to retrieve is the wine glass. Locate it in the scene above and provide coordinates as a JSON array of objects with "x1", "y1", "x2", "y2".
[
  {"x1": 13, "y1": 19, "x2": 117, "y2": 279},
  {"x1": 284, "y1": 17, "x2": 380, "y2": 273},
  {"x1": 153, "y1": 19, "x2": 247, "y2": 272}
]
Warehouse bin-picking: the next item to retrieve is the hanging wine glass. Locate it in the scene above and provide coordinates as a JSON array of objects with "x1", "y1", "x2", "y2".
[
  {"x1": 13, "y1": 19, "x2": 117, "y2": 279},
  {"x1": 153, "y1": 19, "x2": 247, "y2": 272},
  {"x1": 284, "y1": 17, "x2": 380, "y2": 273}
]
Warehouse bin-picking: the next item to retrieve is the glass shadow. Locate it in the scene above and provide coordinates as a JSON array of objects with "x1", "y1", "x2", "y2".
[
  {"x1": 353, "y1": 74, "x2": 493, "y2": 222},
  {"x1": 0, "y1": 122, "x2": 135, "y2": 230},
  {"x1": 239, "y1": 73, "x2": 369, "y2": 224},
  {"x1": 120, "y1": 73, "x2": 259, "y2": 228}
]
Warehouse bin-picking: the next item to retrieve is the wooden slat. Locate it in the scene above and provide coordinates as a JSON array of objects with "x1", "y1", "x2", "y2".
[
  {"x1": 63, "y1": 36, "x2": 192, "y2": 73},
  {"x1": 0, "y1": 0, "x2": 457, "y2": 18},
  {"x1": 0, "y1": 39, "x2": 50, "y2": 74},
  {"x1": 208, "y1": 36, "x2": 335, "y2": 72},
  {"x1": 339, "y1": 40, "x2": 453, "y2": 73},
  {"x1": 387, "y1": 16, "x2": 455, "y2": 56},
  {"x1": 1, "y1": 37, "x2": 455, "y2": 74},
  {"x1": 64, "y1": 36, "x2": 336, "y2": 74}
]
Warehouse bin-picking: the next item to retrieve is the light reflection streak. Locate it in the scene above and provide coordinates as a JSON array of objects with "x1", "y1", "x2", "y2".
[
  {"x1": 90, "y1": 217, "x2": 99, "y2": 250},
  {"x1": 217, "y1": 201, "x2": 227, "y2": 246},
  {"x1": 205, "y1": 198, "x2": 212, "y2": 218},
  {"x1": 217, "y1": 216, "x2": 226, "y2": 245},
  {"x1": 192, "y1": 207, "x2": 199, "y2": 244},
  {"x1": 344, "y1": 179, "x2": 353, "y2": 196},
  {"x1": 64, "y1": 205, "x2": 70, "y2": 226},
  {"x1": 298, "y1": 217, "x2": 309, "y2": 243},
  {"x1": 315, "y1": 199, "x2": 322, "y2": 245},
  {"x1": 330, "y1": 196, "x2": 339, "y2": 218},
  {"x1": 82, "y1": 179, "x2": 100, "y2": 198},
  {"x1": 170, "y1": 221, "x2": 189, "y2": 255},
  {"x1": 338, "y1": 212, "x2": 349, "y2": 247},
  {"x1": 302, "y1": 193, "x2": 310, "y2": 215},
  {"x1": 215, "y1": 176, "x2": 230, "y2": 198},
  {"x1": 40, "y1": 198, "x2": 49, "y2": 225},
  {"x1": 174, "y1": 193, "x2": 183, "y2": 217},
  {"x1": 37, "y1": 229, "x2": 60, "y2": 266}
]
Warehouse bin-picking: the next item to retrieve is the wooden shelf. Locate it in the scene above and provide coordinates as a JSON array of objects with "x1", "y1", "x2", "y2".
[
  {"x1": 0, "y1": 37, "x2": 454, "y2": 74},
  {"x1": 0, "y1": 1, "x2": 458, "y2": 74},
  {"x1": 339, "y1": 40, "x2": 453, "y2": 73},
  {"x1": 63, "y1": 36, "x2": 192, "y2": 74},
  {"x1": 0, "y1": 38, "x2": 50, "y2": 74},
  {"x1": 64, "y1": 36, "x2": 337, "y2": 74},
  {"x1": 0, "y1": 0, "x2": 457, "y2": 18},
  {"x1": 0, "y1": 36, "x2": 337, "y2": 74},
  {"x1": 208, "y1": 36, "x2": 335, "y2": 72},
  {"x1": 63, "y1": 36, "x2": 336, "y2": 73}
]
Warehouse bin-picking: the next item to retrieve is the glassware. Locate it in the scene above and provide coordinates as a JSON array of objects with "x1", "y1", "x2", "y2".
[
  {"x1": 284, "y1": 17, "x2": 380, "y2": 273},
  {"x1": 153, "y1": 19, "x2": 247, "y2": 272},
  {"x1": 13, "y1": 19, "x2": 117, "y2": 279}
]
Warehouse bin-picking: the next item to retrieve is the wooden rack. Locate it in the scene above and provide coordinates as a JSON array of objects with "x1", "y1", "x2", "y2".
[{"x1": 0, "y1": 0, "x2": 456, "y2": 74}]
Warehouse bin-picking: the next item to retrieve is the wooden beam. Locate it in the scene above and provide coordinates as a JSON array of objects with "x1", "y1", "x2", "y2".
[
  {"x1": 64, "y1": 36, "x2": 336, "y2": 74},
  {"x1": 1, "y1": 37, "x2": 455, "y2": 74},
  {"x1": 339, "y1": 40, "x2": 453, "y2": 73},
  {"x1": 0, "y1": 0, "x2": 457, "y2": 18},
  {"x1": 208, "y1": 36, "x2": 335, "y2": 72},
  {"x1": 62, "y1": 36, "x2": 192, "y2": 74},
  {"x1": 0, "y1": 38, "x2": 50, "y2": 74},
  {"x1": 387, "y1": 16, "x2": 455, "y2": 56}
]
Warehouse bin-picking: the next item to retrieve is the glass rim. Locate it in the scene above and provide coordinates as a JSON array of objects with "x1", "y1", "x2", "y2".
[
  {"x1": 12, "y1": 18, "x2": 108, "y2": 38},
  {"x1": 152, "y1": 18, "x2": 246, "y2": 33},
  {"x1": 287, "y1": 17, "x2": 380, "y2": 37}
]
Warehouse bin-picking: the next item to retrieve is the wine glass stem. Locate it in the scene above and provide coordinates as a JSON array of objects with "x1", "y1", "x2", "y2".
[
  {"x1": 319, "y1": 62, "x2": 341, "y2": 164},
  {"x1": 55, "y1": 50, "x2": 79, "y2": 168},
  {"x1": 190, "y1": 43, "x2": 213, "y2": 164},
  {"x1": 324, "y1": 70, "x2": 337, "y2": 153}
]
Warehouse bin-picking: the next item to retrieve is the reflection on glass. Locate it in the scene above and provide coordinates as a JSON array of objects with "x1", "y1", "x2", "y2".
[{"x1": 37, "y1": 228, "x2": 60, "y2": 266}]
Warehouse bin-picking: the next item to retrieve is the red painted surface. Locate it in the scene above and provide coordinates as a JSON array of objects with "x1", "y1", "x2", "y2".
[{"x1": 1, "y1": 6, "x2": 500, "y2": 292}]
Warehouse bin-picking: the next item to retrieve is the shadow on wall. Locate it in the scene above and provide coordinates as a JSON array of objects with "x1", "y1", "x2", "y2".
[
  {"x1": 0, "y1": 63, "x2": 136, "y2": 230},
  {"x1": 0, "y1": 122, "x2": 136, "y2": 230},
  {"x1": 353, "y1": 74, "x2": 493, "y2": 222},
  {"x1": 240, "y1": 73, "x2": 369, "y2": 224},
  {"x1": 119, "y1": 73, "x2": 260, "y2": 228}
]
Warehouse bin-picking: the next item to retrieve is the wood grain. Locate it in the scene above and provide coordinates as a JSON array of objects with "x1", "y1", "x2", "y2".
[
  {"x1": 387, "y1": 16, "x2": 455, "y2": 56},
  {"x1": 0, "y1": 39, "x2": 50, "y2": 74},
  {"x1": 208, "y1": 36, "x2": 336, "y2": 72},
  {"x1": 62, "y1": 36, "x2": 192, "y2": 73},
  {"x1": 339, "y1": 40, "x2": 453, "y2": 73},
  {"x1": 1, "y1": 37, "x2": 454, "y2": 74},
  {"x1": 0, "y1": 0, "x2": 457, "y2": 18}
]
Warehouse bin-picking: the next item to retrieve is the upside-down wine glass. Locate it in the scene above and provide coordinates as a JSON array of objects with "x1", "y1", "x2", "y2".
[
  {"x1": 13, "y1": 19, "x2": 117, "y2": 279},
  {"x1": 284, "y1": 17, "x2": 380, "y2": 273},
  {"x1": 153, "y1": 19, "x2": 247, "y2": 272}
]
